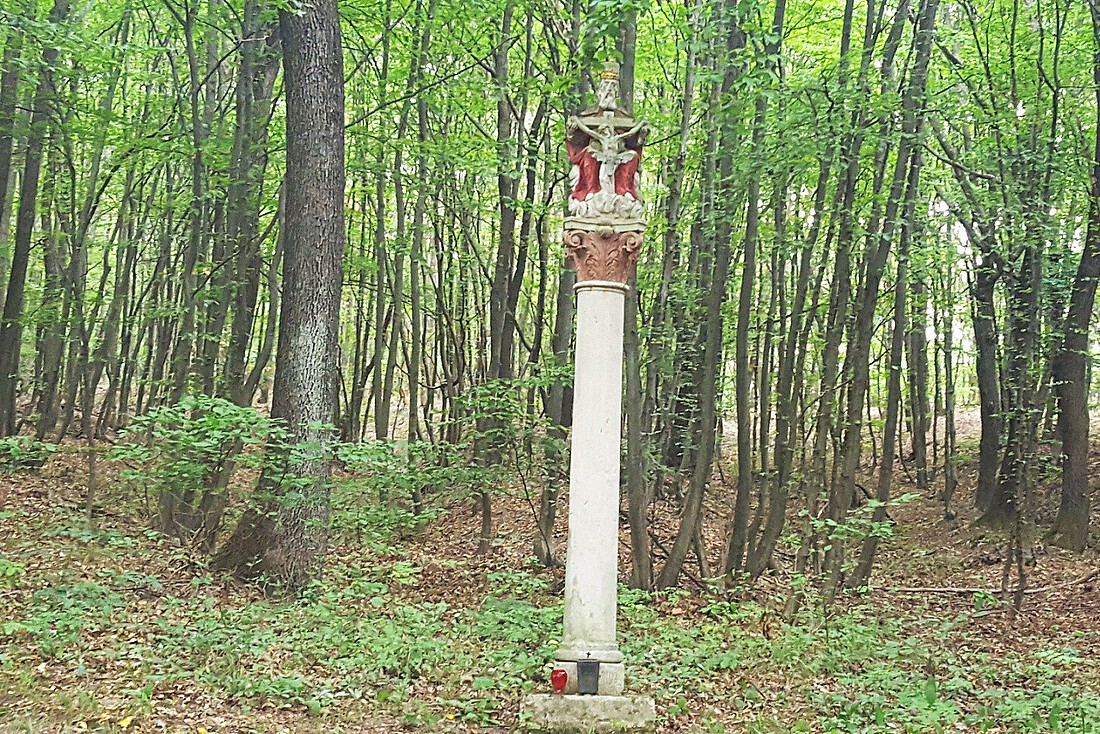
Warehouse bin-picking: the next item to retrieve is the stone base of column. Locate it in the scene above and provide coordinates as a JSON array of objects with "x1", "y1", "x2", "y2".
[{"x1": 521, "y1": 694, "x2": 656, "y2": 733}]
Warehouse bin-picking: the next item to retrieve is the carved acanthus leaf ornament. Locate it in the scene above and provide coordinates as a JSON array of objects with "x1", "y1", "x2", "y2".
[{"x1": 564, "y1": 229, "x2": 643, "y2": 284}]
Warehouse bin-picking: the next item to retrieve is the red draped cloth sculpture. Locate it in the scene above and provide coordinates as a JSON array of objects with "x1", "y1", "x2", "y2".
[
  {"x1": 566, "y1": 139, "x2": 601, "y2": 202},
  {"x1": 614, "y1": 149, "x2": 641, "y2": 199}
]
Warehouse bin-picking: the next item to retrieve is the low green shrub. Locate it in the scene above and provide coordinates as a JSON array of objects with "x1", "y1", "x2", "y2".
[{"x1": 0, "y1": 436, "x2": 57, "y2": 472}]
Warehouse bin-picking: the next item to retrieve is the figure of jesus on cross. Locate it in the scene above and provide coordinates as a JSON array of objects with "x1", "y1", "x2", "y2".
[{"x1": 564, "y1": 61, "x2": 649, "y2": 219}]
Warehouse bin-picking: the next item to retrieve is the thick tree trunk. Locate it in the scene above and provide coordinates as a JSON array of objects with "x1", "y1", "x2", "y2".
[{"x1": 215, "y1": 0, "x2": 344, "y2": 588}]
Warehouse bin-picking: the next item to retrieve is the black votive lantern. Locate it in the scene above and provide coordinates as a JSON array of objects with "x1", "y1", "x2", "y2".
[{"x1": 576, "y1": 655, "x2": 600, "y2": 695}]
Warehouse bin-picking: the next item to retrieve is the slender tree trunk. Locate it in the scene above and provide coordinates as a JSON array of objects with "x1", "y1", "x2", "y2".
[
  {"x1": 0, "y1": 0, "x2": 68, "y2": 436},
  {"x1": 370, "y1": 1, "x2": 393, "y2": 439},
  {"x1": 941, "y1": 269, "x2": 958, "y2": 517},
  {"x1": 825, "y1": 0, "x2": 937, "y2": 597},
  {"x1": 726, "y1": 92, "x2": 764, "y2": 576},
  {"x1": 806, "y1": 0, "x2": 868, "y2": 577},
  {"x1": 165, "y1": 0, "x2": 209, "y2": 402},
  {"x1": 617, "y1": 7, "x2": 653, "y2": 589},
  {"x1": 0, "y1": 7, "x2": 28, "y2": 314},
  {"x1": 225, "y1": 2, "x2": 279, "y2": 406},
  {"x1": 476, "y1": 0, "x2": 518, "y2": 556},
  {"x1": 1048, "y1": 1, "x2": 1100, "y2": 550},
  {"x1": 35, "y1": 168, "x2": 65, "y2": 439},
  {"x1": 850, "y1": 151, "x2": 920, "y2": 589},
  {"x1": 407, "y1": 0, "x2": 436, "y2": 443},
  {"x1": 748, "y1": 152, "x2": 829, "y2": 578},
  {"x1": 907, "y1": 273, "x2": 930, "y2": 491},
  {"x1": 727, "y1": 0, "x2": 785, "y2": 576},
  {"x1": 655, "y1": 1, "x2": 744, "y2": 589},
  {"x1": 488, "y1": 0, "x2": 517, "y2": 385}
]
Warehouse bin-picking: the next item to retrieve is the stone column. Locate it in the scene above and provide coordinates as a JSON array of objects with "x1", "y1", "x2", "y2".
[
  {"x1": 522, "y1": 60, "x2": 655, "y2": 734},
  {"x1": 552, "y1": 231, "x2": 641, "y2": 696}
]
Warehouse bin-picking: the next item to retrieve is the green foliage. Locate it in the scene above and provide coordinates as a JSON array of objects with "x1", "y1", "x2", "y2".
[
  {"x1": 812, "y1": 625, "x2": 1100, "y2": 732},
  {"x1": 806, "y1": 492, "x2": 921, "y2": 580},
  {"x1": 973, "y1": 589, "x2": 998, "y2": 611},
  {"x1": 330, "y1": 492, "x2": 434, "y2": 550},
  {"x1": 0, "y1": 436, "x2": 57, "y2": 472},
  {"x1": 110, "y1": 394, "x2": 276, "y2": 499},
  {"x1": 0, "y1": 558, "x2": 24, "y2": 587},
  {"x1": 330, "y1": 440, "x2": 464, "y2": 549},
  {"x1": 329, "y1": 368, "x2": 571, "y2": 552},
  {"x1": 336, "y1": 439, "x2": 479, "y2": 500},
  {"x1": 44, "y1": 524, "x2": 142, "y2": 548},
  {"x1": 579, "y1": 0, "x2": 653, "y2": 64},
  {"x1": 5, "y1": 1, "x2": 1100, "y2": 728},
  {"x1": 457, "y1": 368, "x2": 570, "y2": 490},
  {"x1": 5, "y1": 581, "x2": 125, "y2": 657}
]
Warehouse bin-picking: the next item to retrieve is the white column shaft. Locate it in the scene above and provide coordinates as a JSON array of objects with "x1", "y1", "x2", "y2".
[{"x1": 560, "y1": 281, "x2": 626, "y2": 662}]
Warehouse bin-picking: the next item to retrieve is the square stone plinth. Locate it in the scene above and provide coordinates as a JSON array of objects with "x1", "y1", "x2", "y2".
[{"x1": 522, "y1": 694, "x2": 656, "y2": 733}]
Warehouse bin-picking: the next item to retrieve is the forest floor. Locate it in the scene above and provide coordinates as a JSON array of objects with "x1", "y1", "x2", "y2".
[{"x1": 2, "y1": 430, "x2": 1100, "y2": 733}]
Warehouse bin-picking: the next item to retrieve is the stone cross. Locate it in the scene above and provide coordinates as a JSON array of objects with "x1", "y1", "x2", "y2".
[{"x1": 522, "y1": 60, "x2": 656, "y2": 734}]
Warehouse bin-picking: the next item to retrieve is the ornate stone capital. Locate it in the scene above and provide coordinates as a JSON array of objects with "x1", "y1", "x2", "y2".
[{"x1": 564, "y1": 228, "x2": 642, "y2": 284}]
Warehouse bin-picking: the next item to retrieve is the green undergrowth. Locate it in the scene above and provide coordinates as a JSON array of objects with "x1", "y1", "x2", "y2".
[{"x1": 2, "y1": 495, "x2": 1100, "y2": 732}]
